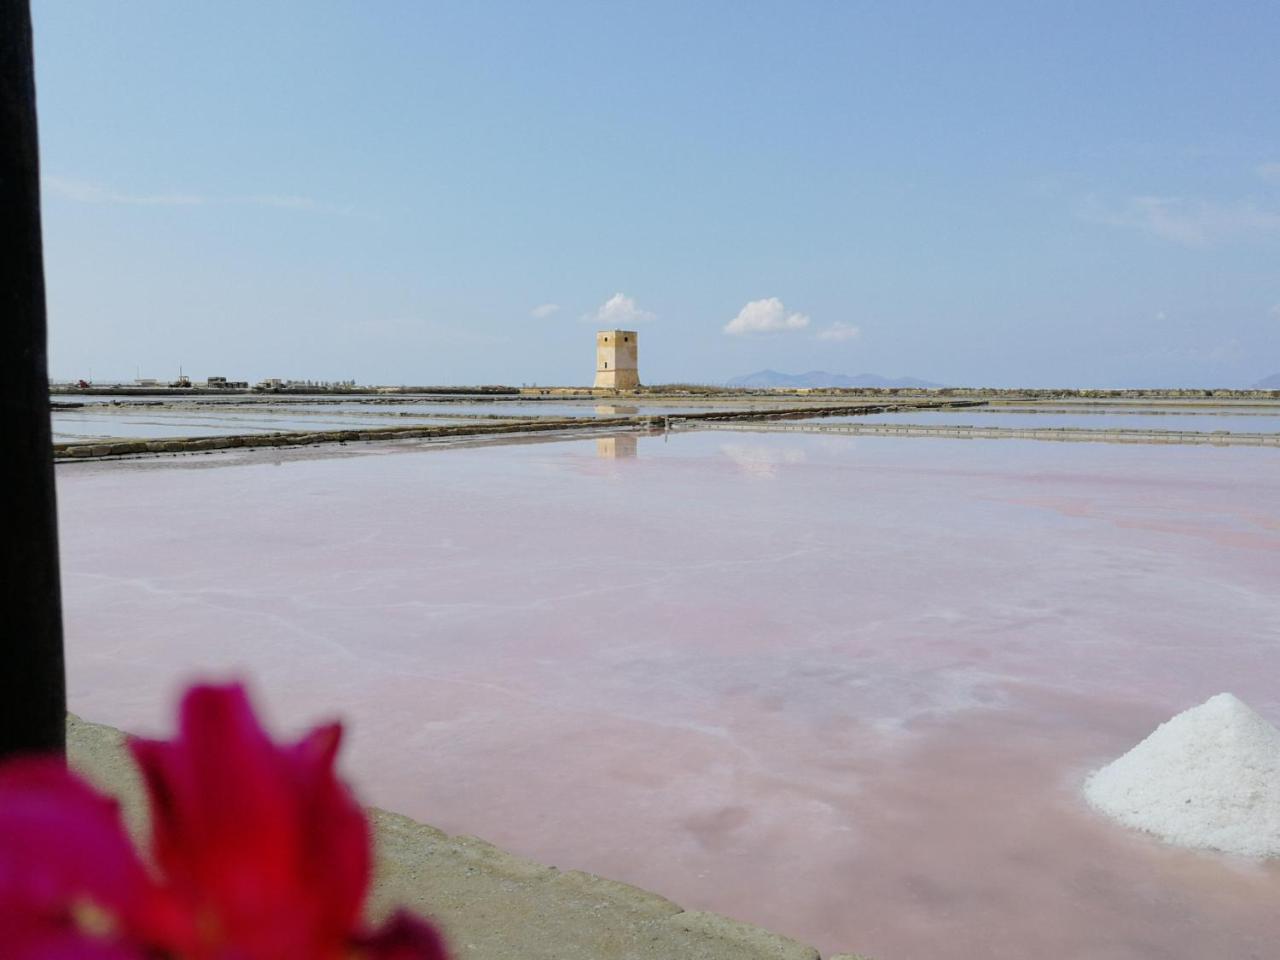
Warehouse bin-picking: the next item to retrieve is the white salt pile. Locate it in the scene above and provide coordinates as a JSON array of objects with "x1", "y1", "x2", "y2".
[{"x1": 1084, "y1": 693, "x2": 1280, "y2": 858}]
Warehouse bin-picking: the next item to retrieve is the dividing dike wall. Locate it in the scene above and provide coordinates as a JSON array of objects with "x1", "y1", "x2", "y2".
[
  {"x1": 53, "y1": 401, "x2": 979, "y2": 462},
  {"x1": 686, "y1": 420, "x2": 1280, "y2": 447}
]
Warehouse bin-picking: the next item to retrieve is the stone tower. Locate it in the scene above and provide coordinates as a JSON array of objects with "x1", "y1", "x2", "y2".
[{"x1": 593, "y1": 329, "x2": 639, "y2": 389}]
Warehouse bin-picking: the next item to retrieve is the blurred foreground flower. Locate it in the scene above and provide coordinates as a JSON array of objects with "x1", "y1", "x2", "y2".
[{"x1": 0, "y1": 684, "x2": 448, "y2": 960}]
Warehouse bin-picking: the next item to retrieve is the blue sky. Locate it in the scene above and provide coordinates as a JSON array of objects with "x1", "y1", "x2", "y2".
[{"x1": 32, "y1": 1, "x2": 1280, "y2": 387}]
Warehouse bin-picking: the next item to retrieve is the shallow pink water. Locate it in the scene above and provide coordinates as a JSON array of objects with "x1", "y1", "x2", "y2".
[{"x1": 57, "y1": 432, "x2": 1280, "y2": 959}]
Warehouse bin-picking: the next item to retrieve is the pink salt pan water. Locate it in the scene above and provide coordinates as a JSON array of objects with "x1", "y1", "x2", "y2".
[{"x1": 55, "y1": 432, "x2": 1280, "y2": 959}]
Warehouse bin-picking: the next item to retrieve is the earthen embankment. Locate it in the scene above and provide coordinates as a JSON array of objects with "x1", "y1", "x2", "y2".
[{"x1": 68, "y1": 714, "x2": 869, "y2": 960}]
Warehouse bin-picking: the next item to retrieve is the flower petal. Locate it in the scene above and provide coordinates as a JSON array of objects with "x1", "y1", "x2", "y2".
[
  {"x1": 4, "y1": 928, "x2": 148, "y2": 960},
  {"x1": 129, "y1": 683, "x2": 370, "y2": 955},
  {"x1": 355, "y1": 910, "x2": 450, "y2": 960},
  {"x1": 0, "y1": 758, "x2": 154, "y2": 958},
  {"x1": 286, "y1": 723, "x2": 370, "y2": 932}
]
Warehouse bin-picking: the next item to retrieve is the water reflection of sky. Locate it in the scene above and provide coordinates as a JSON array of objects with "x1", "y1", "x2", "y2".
[{"x1": 52, "y1": 399, "x2": 799, "y2": 440}]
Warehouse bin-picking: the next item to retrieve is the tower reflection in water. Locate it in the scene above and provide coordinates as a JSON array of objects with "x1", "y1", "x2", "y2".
[{"x1": 595, "y1": 434, "x2": 637, "y2": 458}]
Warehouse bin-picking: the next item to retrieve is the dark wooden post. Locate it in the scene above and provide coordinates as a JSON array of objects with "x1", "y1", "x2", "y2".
[{"x1": 0, "y1": 0, "x2": 66, "y2": 759}]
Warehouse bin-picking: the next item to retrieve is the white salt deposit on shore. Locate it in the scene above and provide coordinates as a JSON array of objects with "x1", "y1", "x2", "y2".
[{"x1": 1085, "y1": 693, "x2": 1280, "y2": 857}]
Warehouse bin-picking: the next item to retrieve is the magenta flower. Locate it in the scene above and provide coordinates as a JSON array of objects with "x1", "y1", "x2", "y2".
[{"x1": 0, "y1": 684, "x2": 448, "y2": 960}]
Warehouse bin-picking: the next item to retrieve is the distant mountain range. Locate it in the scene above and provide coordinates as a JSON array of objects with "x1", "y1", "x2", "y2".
[
  {"x1": 726, "y1": 369, "x2": 944, "y2": 389},
  {"x1": 1253, "y1": 373, "x2": 1280, "y2": 389}
]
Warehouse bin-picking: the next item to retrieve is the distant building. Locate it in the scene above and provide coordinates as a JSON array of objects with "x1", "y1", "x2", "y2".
[
  {"x1": 254, "y1": 378, "x2": 355, "y2": 391},
  {"x1": 593, "y1": 329, "x2": 639, "y2": 389}
]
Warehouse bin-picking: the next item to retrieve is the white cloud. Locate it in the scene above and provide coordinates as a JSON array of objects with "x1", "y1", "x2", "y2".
[
  {"x1": 587, "y1": 292, "x2": 655, "y2": 326},
  {"x1": 720, "y1": 443, "x2": 807, "y2": 478},
  {"x1": 42, "y1": 176, "x2": 354, "y2": 215},
  {"x1": 723, "y1": 297, "x2": 810, "y2": 336},
  {"x1": 1206, "y1": 338, "x2": 1245, "y2": 363},
  {"x1": 1146, "y1": 336, "x2": 1246, "y2": 366},
  {"x1": 816, "y1": 322, "x2": 861, "y2": 342},
  {"x1": 530, "y1": 303, "x2": 560, "y2": 319},
  {"x1": 239, "y1": 194, "x2": 343, "y2": 212},
  {"x1": 1256, "y1": 161, "x2": 1280, "y2": 183},
  {"x1": 1082, "y1": 194, "x2": 1280, "y2": 246},
  {"x1": 44, "y1": 176, "x2": 205, "y2": 206}
]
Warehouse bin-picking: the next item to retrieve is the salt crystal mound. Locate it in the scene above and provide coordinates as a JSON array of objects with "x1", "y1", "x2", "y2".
[{"x1": 1084, "y1": 693, "x2": 1280, "y2": 857}]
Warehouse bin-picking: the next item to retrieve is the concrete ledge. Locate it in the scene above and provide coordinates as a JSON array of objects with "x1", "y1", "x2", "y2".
[
  {"x1": 552, "y1": 869, "x2": 684, "y2": 916},
  {"x1": 663, "y1": 912, "x2": 821, "y2": 960},
  {"x1": 67, "y1": 714, "x2": 864, "y2": 959}
]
